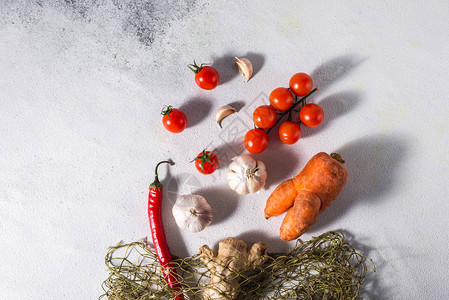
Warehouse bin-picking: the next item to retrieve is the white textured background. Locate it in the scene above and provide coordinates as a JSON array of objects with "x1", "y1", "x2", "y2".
[{"x1": 1, "y1": 0, "x2": 449, "y2": 299}]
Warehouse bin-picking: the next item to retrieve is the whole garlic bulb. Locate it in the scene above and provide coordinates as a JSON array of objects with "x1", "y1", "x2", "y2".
[
  {"x1": 226, "y1": 155, "x2": 267, "y2": 195},
  {"x1": 172, "y1": 195, "x2": 213, "y2": 232}
]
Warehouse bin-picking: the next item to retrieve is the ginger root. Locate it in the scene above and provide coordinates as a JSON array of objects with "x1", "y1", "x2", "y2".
[{"x1": 199, "y1": 237, "x2": 268, "y2": 300}]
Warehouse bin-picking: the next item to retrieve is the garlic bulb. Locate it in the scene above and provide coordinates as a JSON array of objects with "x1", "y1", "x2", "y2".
[
  {"x1": 226, "y1": 155, "x2": 267, "y2": 195},
  {"x1": 172, "y1": 195, "x2": 213, "y2": 232}
]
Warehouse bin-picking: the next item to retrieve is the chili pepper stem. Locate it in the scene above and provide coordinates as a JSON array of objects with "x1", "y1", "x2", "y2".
[{"x1": 149, "y1": 160, "x2": 175, "y2": 189}]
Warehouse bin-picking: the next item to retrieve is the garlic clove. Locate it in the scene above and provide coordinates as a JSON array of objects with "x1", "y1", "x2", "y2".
[
  {"x1": 235, "y1": 57, "x2": 253, "y2": 82},
  {"x1": 247, "y1": 177, "x2": 259, "y2": 194},
  {"x1": 237, "y1": 155, "x2": 257, "y2": 170},
  {"x1": 216, "y1": 105, "x2": 236, "y2": 128},
  {"x1": 236, "y1": 180, "x2": 250, "y2": 195},
  {"x1": 172, "y1": 195, "x2": 213, "y2": 232},
  {"x1": 254, "y1": 161, "x2": 267, "y2": 188}
]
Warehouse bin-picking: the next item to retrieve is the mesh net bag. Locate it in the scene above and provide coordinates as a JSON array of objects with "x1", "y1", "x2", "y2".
[{"x1": 100, "y1": 231, "x2": 375, "y2": 300}]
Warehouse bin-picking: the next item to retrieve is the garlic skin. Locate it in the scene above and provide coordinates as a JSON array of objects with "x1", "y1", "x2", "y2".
[
  {"x1": 226, "y1": 155, "x2": 267, "y2": 195},
  {"x1": 235, "y1": 57, "x2": 253, "y2": 82},
  {"x1": 172, "y1": 195, "x2": 213, "y2": 232},
  {"x1": 216, "y1": 105, "x2": 236, "y2": 128}
]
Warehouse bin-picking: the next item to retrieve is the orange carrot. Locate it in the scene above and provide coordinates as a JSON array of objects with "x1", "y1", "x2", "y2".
[
  {"x1": 292, "y1": 152, "x2": 348, "y2": 213},
  {"x1": 264, "y1": 179, "x2": 298, "y2": 219},
  {"x1": 264, "y1": 152, "x2": 348, "y2": 241},
  {"x1": 280, "y1": 190, "x2": 321, "y2": 241}
]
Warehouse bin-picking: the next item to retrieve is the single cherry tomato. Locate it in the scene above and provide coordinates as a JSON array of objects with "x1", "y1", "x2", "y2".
[
  {"x1": 269, "y1": 87, "x2": 294, "y2": 111},
  {"x1": 161, "y1": 106, "x2": 187, "y2": 133},
  {"x1": 253, "y1": 105, "x2": 277, "y2": 129},
  {"x1": 289, "y1": 73, "x2": 313, "y2": 97},
  {"x1": 300, "y1": 103, "x2": 324, "y2": 127},
  {"x1": 278, "y1": 121, "x2": 301, "y2": 144},
  {"x1": 188, "y1": 61, "x2": 219, "y2": 90},
  {"x1": 193, "y1": 150, "x2": 218, "y2": 174},
  {"x1": 244, "y1": 129, "x2": 269, "y2": 154}
]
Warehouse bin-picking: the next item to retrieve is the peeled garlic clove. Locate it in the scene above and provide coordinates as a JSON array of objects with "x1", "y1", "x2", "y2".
[
  {"x1": 235, "y1": 57, "x2": 253, "y2": 82},
  {"x1": 216, "y1": 105, "x2": 236, "y2": 128},
  {"x1": 172, "y1": 195, "x2": 213, "y2": 232}
]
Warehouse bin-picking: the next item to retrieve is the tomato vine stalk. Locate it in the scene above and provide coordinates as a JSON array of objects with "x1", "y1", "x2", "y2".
[{"x1": 266, "y1": 87, "x2": 318, "y2": 134}]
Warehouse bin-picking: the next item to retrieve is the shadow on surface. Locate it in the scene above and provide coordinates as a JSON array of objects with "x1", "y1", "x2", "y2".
[
  {"x1": 212, "y1": 52, "x2": 266, "y2": 85},
  {"x1": 227, "y1": 100, "x2": 246, "y2": 113},
  {"x1": 256, "y1": 134, "x2": 304, "y2": 190},
  {"x1": 311, "y1": 133, "x2": 412, "y2": 232},
  {"x1": 244, "y1": 52, "x2": 265, "y2": 79},
  {"x1": 301, "y1": 90, "x2": 362, "y2": 138},
  {"x1": 213, "y1": 140, "x2": 243, "y2": 171},
  {"x1": 196, "y1": 185, "x2": 240, "y2": 226},
  {"x1": 311, "y1": 54, "x2": 366, "y2": 92},
  {"x1": 179, "y1": 97, "x2": 213, "y2": 128},
  {"x1": 236, "y1": 229, "x2": 292, "y2": 254},
  {"x1": 211, "y1": 54, "x2": 239, "y2": 85},
  {"x1": 338, "y1": 229, "x2": 388, "y2": 299},
  {"x1": 161, "y1": 164, "x2": 187, "y2": 257}
]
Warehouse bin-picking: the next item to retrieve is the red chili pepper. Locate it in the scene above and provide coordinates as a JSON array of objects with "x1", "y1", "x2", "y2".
[{"x1": 148, "y1": 160, "x2": 184, "y2": 300}]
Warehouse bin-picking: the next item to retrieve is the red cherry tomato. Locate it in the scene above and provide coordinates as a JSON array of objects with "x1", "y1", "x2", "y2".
[
  {"x1": 193, "y1": 150, "x2": 218, "y2": 174},
  {"x1": 244, "y1": 129, "x2": 269, "y2": 154},
  {"x1": 161, "y1": 106, "x2": 187, "y2": 133},
  {"x1": 269, "y1": 87, "x2": 294, "y2": 111},
  {"x1": 300, "y1": 103, "x2": 324, "y2": 127},
  {"x1": 188, "y1": 61, "x2": 219, "y2": 90},
  {"x1": 253, "y1": 105, "x2": 277, "y2": 129},
  {"x1": 289, "y1": 73, "x2": 313, "y2": 97},
  {"x1": 278, "y1": 121, "x2": 301, "y2": 144}
]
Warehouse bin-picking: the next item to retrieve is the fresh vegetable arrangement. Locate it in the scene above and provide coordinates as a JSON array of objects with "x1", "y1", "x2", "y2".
[
  {"x1": 101, "y1": 232, "x2": 374, "y2": 299},
  {"x1": 101, "y1": 56, "x2": 376, "y2": 299},
  {"x1": 244, "y1": 72, "x2": 323, "y2": 153},
  {"x1": 265, "y1": 152, "x2": 348, "y2": 240}
]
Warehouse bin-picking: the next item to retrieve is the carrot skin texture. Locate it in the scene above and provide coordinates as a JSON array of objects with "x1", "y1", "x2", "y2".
[
  {"x1": 264, "y1": 179, "x2": 298, "y2": 219},
  {"x1": 292, "y1": 152, "x2": 348, "y2": 213},
  {"x1": 266, "y1": 152, "x2": 348, "y2": 240},
  {"x1": 280, "y1": 190, "x2": 321, "y2": 241}
]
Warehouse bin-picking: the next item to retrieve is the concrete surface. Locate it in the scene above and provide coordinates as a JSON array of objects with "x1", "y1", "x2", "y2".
[{"x1": 1, "y1": 0, "x2": 449, "y2": 298}]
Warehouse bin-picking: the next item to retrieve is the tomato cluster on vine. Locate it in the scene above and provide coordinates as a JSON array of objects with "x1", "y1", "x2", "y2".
[{"x1": 244, "y1": 73, "x2": 324, "y2": 154}]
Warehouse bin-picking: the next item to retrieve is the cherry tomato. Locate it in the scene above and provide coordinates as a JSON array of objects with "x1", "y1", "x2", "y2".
[
  {"x1": 299, "y1": 103, "x2": 324, "y2": 127},
  {"x1": 244, "y1": 129, "x2": 269, "y2": 154},
  {"x1": 289, "y1": 73, "x2": 313, "y2": 97},
  {"x1": 161, "y1": 106, "x2": 187, "y2": 133},
  {"x1": 269, "y1": 87, "x2": 294, "y2": 111},
  {"x1": 253, "y1": 105, "x2": 277, "y2": 129},
  {"x1": 193, "y1": 150, "x2": 218, "y2": 174},
  {"x1": 188, "y1": 61, "x2": 219, "y2": 90},
  {"x1": 278, "y1": 121, "x2": 301, "y2": 144}
]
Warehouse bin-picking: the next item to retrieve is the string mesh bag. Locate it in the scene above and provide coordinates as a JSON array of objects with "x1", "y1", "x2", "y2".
[{"x1": 100, "y1": 231, "x2": 375, "y2": 300}]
